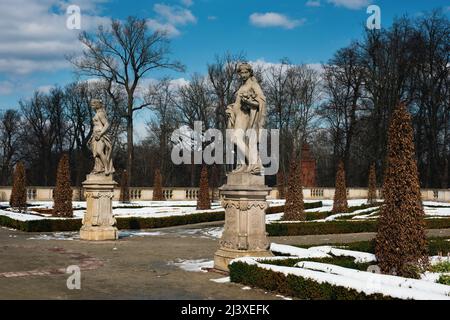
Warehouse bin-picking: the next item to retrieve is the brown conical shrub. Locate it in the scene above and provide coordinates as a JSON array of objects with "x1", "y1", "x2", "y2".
[
  {"x1": 10, "y1": 162, "x2": 27, "y2": 211},
  {"x1": 119, "y1": 169, "x2": 130, "y2": 203},
  {"x1": 197, "y1": 165, "x2": 211, "y2": 210},
  {"x1": 367, "y1": 163, "x2": 377, "y2": 205},
  {"x1": 332, "y1": 160, "x2": 348, "y2": 213},
  {"x1": 283, "y1": 157, "x2": 305, "y2": 221},
  {"x1": 53, "y1": 154, "x2": 73, "y2": 217},
  {"x1": 152, "y1": 169, "x2": 164, "y2": 201},
  {"x1": 375, "y1": 103, "x2": 428, "y2": 277},
  {"x1": 277, "y1": 171, "x2": 286, "y2": 199}
]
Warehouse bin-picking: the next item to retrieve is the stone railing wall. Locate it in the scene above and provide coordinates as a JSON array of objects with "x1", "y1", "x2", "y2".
[{"x1": 0, "y1": 186, "x2": 449, "y2": 202}]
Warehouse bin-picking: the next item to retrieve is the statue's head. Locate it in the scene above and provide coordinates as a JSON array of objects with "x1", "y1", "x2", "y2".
[
  {"x1": 237, "y1": 62, "x2": 253, "y2": 81},
  {"x1": 90, "y1": 99, "x2": 103, "y2": 110}
]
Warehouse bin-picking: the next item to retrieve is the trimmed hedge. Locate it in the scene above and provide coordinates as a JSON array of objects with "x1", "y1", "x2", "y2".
[
  {"x1": 229, "y1": 261, "x2": 391, "y2": 300},
  {"x1": 116, "y1": 211, "x2": 225, "y2": 230},
  {"x1": 266, "y1": 201, "x2": 322, "y2": 215},
  {"x1": 0, "y1": 211, "x2": 226, "y2": 232},
  {"x1": 267, "y1": 218, "x2": 450, "y2": 236},
  {"x1": 0, "y1": 215, "x2": 82, "y2": 232}
]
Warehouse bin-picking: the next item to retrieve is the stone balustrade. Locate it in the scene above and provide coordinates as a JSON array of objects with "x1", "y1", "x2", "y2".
[{"x1": 0, "y1": 186, "x2": 449, "y2": 202}]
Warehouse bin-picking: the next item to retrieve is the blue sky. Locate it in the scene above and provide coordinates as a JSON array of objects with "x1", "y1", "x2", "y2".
[{"x1": 0, "y1": 0, "x2": 449, "y2": 109}]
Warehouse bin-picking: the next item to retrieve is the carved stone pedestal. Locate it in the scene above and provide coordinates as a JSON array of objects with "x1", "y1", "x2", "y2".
[
  {"x1": 214, "y1": 173, "x2": 273, "y2": 272},
  {"x1": 80, "y1": 174, "x2": 118, "y2": 241}
]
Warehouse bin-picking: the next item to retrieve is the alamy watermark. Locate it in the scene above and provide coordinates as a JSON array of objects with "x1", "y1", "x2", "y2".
[
  {"x1": 170, "y1": 121, "x2": 280, "y2": 175},
  {"x1": 66, "y1": 265, "x2": 81, "y2": 290},
  {"x1": 66, "y1": 5, "x2": 81, "y2": 30},
  {"x1": 366, "y1": 5, "x2": 381, "y2": 30}
]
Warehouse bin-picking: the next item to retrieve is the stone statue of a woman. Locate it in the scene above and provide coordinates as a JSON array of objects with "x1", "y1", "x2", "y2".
[
  {"x1": 226, "y1": 62, "x2": 266, "y2": 175},
  {"x1": 88, "y1": 99, "x2": 115, "y2": 176}
]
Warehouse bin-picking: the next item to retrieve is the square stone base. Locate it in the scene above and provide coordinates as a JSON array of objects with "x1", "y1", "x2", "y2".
[
  {"x1": 214, "y1": 247, "x2": 273, "y2": 272},
  {"x1": 80, "y1": 226, "x2": 118, "y2": 241}
]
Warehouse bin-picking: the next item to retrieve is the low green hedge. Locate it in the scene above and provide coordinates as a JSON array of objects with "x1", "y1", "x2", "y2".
[
  {"x1": 267, "y1": 218, "x2": 450, "y2": 236},
  {"x1": 0, "y1": 211, "x2": 226, "y2": 232},
  {"x1": 0, "y1": 215, "x2": 82, "y2": 232},
  {"x1": 229, "y1": 261, "x2": 391, "y2": 300},
  {"x1": 266, "y1": 201, "x2": 322, "y2": 215},
  {"x1": 116, "y1": 211, "x2": 225, "y2": 230}
]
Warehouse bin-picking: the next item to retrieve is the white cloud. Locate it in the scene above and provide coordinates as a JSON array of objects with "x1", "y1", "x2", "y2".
[
  {"x1": 208, "y1": 16, "x2": 217, "y2": 21},
  {"x1": 147, "y1": 20, "x2": 181, "y2": 37},
  {"x1": 306, "y1": 0, "x2": 321, "y2": 7},
  {"x1": 181, "y1": 0, "x2": 194, "y2": 7},
  {"x1": 327, "y1": 0, "x2": 370, "y2": 10},
  {"x1": 0, "y1": 0, "x2": 109, "y2": 75},
  {"x1": 37, "y1": 85, "x2": 54, "y2": 94},
  {"x1": 0, "y1": 81, "x2": 14, "y2": 95},
  {"x1": 147, "y1": 3, "x2": 197, "y2": 37},
  {"x1": 249, "y1": 12, "x2": 305, "y2": 29},
  {"x1": 250, "y1": 58, "x2": 325, "y2": 76},
  {"x1": 154, "y1": 4, "x2": 196, "y2": 25}
]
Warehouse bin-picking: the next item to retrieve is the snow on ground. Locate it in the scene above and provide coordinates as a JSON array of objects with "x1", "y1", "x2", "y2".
[
  {"x1": 352, "y1": 211, "x2": 379, "y2": 220},
  {"x1": 276, "y1": 294, "x2": 293, "y2": 300},
  {"x1": 421, "y1": 272, "x2": 446, "y2": 283},
  {"x1": 270, "y1": 243, "x2": 331, "y2": 259},
  {"x1": 318, "y1": 207, "x2": 379, "y2": 222},
  {"x1": 168, "y1": 258, "x2": 213, "y2": 272},
  {"x1": 0, "y1": 209, "x2": 71, "y2": 221},
  {"x1": 210, "y1": 277, "x2": 230, "y2": 283},
  {"x1": 424, "y1": 207, "x2": 450, "y2": 216},
  {"x1": 430, "y1": 255, "x2": 450, "y2": 265},
  {"x1": 307, "y1": 246, "x2": 376, "y2": 263},
  {"x1": 27, "y1": 232, "x2": 79, "y2": 241},
  {"x1": 119, "y1": 231, "x2": 166, "y2": 238}
]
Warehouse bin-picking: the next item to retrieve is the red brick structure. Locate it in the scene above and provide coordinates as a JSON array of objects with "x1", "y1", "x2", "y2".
[{"x1": 300, "y1": 143, "x2": 316, "y2": 187}]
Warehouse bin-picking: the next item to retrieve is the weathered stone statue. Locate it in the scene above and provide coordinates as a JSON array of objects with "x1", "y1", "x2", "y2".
[
  {"x1": 214, "y1": 63, "x2": 273, "y2": 272},
  {"x1": 226, "y1": 63, "x2": 266, "y2": 175},
  {"x1": 80, "y1": 99, "x2": 118, "y2": 241},
  {"x1": 89, "y1": 99, "x2": 115, "y2": 176}
]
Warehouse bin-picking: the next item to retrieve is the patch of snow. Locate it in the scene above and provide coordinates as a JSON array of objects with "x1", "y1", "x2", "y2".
[
  {"x1": 119, "y1": 231, "x2": 165, "y2": 238},
  {"x1": 276, "y1": 294, "x2": 293, "y2": 300},
  {"x1": 173, "y1": 227, "x2": 223, "y2": 239},
  {"x1": 241, "y1": 286, "x2": 252, "y2": 290},
  {"x1": 0, "y1": 209, "x2": 58, "y2": 221},
  {"x1": 270, "y1": 243, "x2": 331, "y2": 259},
  {"x1": 168, "y1": 258, "x2": 213, "y2": 272},
  {"x1": 430, "y1": 255, "x2": 450, "y2": 265},
  {"x1": 319, "y1": 207, "x2": 379, "y2": 222},
  {"x1": 266, "y1": 213, "x2": 284, "y2": 223},
  {"x1": 424, "y1": 207, "x2": 450, "y2": 216},
  {"x1": 421, "y1": 272, "x2": 444, "y2": 283},
  {"x1": 27, "y1": 232, "x2": 79, "y2": 241},
  {"x1": 210, "y1": 276, "x2": 230, "y2": 283},
  {"x1": 308, "y1": 245, "x2": 376, "y2": 263}
]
